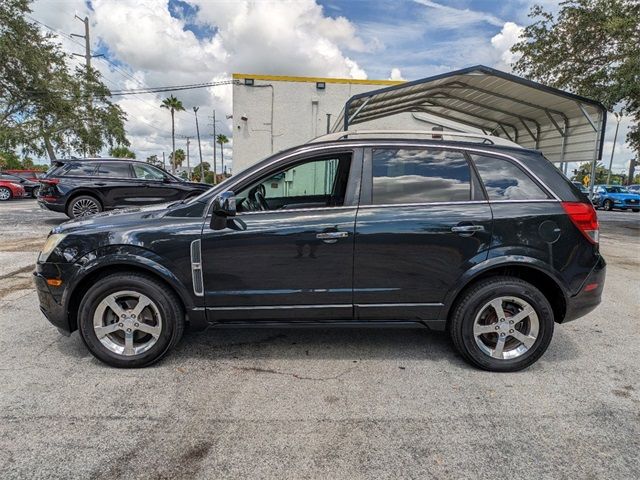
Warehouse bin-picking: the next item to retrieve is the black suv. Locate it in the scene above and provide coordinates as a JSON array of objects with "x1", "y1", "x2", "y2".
[
  {"x1": 37, "y1": 158, "x2": 210, "y2": 218},
  {"x1": 34, "y1": 136, "x2": 605, "y2": 371}
]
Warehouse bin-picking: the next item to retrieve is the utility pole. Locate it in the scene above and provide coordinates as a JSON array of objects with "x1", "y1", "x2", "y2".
[
  {"x1": 185, "y1": 137, "x2": 191, "y2": 181},
  {"x1": 162, "y1": 152, "x2": 166, "y2": 170},
  {"x1": 194, "y1": 107, "x2": 204, "y2": 183},
  {"x1": 71, "y1": 15, "x2": 102, "y2": 157},
  {"x1": 607, "y1": 112, "x2": 621, "y2": 185},
  {"x1": 209, "y1": 110, "x2": 219, "y2": 185}
]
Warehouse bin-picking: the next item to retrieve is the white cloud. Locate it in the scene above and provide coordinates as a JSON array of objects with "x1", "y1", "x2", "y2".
[
  {"x1": 28, "y1": 0, "x2": 369, "y2": 167},
  {"x1": 491, "y1": 22, "x2": 524, "y2": 71},
  {"x1": 413, "y1": 0, "x2": 505, "y2": 29},
  {"x1": 389, "y1": 68, "x2": 405, "y2": 81}
]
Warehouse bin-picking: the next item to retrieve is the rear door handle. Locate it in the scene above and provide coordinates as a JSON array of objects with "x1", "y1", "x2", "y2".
[
  {"x1": 451, "y1": 225, "x2": 484, "y2": 234},
  {"x1": 316, "y1": 231, "x2": 349, "y2": 243}
]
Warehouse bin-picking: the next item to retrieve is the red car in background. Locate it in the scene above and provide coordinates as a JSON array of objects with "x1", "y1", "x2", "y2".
[
  {"x1": 0, "y1": 179, "x2": 26, "y2": 201},
  {"x1": 4, "y1": 169, "x2": 44, "y2": 182}
]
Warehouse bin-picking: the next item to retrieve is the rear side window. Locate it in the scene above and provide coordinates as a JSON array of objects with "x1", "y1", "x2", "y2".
[
  {"x1": 61, "y1": 162, "x2": 97, "y2": 177},
  {"x1": 372, "y1": 148, "x2": 471, "y2": 204},
  {"x1": 470, "y1": 154, "x2": 549, "y2": 200},
  {"x1": 95, "y1": 162, "x2": 132, "y2": 178}
]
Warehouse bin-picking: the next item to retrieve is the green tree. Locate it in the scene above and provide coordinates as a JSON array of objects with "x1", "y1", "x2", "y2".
[
  {"x1": 160, "y1": 95, "x2": 185, "y2": 174},
  {"x1": 215, "y1": 133, "x2": 228, "y2": 184},
  {"x1": 511, "y1": 0, "x2": 640, "y2": 157},
  {"x1": 191, "y1": 161, "x2": 210, "y2": 182},
  {"x1": 169, "y1": 148, "x2": 185, "y2": 168},
  {"x1": 109, "y1": 145, "x2": 136, "y2": 158},
  {"x1": 0, "y1": 0, "x2": 129, "y2": 161},
  {"x1": 146, "y1": 154, "x2": 162, "y2": 167}
]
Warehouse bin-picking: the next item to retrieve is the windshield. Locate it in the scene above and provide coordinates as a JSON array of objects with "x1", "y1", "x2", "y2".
[
  {"x1": 606, "y1": 186, "x2": 629, "y2": 193},
  {"x1": 184, "y1": 174, "x2": 236, "y2": 205}
]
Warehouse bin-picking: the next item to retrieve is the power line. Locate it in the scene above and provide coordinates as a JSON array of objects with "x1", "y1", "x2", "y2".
[{"x1": 109, "y1": 80, "x2": 237, "y2": 96}]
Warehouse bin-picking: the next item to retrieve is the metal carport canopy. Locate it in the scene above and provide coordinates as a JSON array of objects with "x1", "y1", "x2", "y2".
[{"x1": 333, "y1": 65, "x2": 607, "y2": 166}]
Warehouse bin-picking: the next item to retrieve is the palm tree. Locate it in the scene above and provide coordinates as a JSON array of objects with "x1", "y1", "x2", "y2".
[
  {"x1": 160, "y1": 95, "x2": 185, "y2": 174},
  {"x1": 216, "y1": 134, "x2": 229, "y2": 183}
]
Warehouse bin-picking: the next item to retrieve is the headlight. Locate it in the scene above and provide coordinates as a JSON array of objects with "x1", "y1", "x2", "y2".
[{"x1": 39, "y1": 233, "x2": 67, "y2": 262}]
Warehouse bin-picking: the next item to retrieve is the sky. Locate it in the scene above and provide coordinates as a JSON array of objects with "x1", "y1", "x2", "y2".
[{"x1": 28, "y1": 0, "x2": 634, "y2": 173}]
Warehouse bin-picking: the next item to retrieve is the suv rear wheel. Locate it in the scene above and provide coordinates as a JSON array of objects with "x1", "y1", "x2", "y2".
[
  {"x1": 449, "y1": 276, "x2": 554, "y2": 372},
  {"x1": 78, "y1": 272, "x2": 185, "y2": 368},
  {"x1": 67, "y1": 195, "x2": 102, "y2": 218}
]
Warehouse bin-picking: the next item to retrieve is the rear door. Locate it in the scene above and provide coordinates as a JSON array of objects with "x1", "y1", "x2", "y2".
[{"x1": 354, "y1": 146, "x2": 492, "y2": 322}]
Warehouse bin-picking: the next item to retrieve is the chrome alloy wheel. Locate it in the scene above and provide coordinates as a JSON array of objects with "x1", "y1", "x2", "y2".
[
  {"x1": 93, "y1": 291, "x2": 162, "y2": 356},
  {"x1": 473, "y1": 296, "x2": 539, "y2": 360},
  {"x1": 72, "y1": 198, "x2": 100, "y2": 217}
]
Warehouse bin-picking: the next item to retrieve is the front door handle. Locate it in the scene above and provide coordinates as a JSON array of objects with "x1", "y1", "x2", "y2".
[
  {"x1": 451, "y1": 225, "x2": 484, "y2": 235},
  {"x1": 316, "y1": 231, "x2": 349, "y2": 243}
]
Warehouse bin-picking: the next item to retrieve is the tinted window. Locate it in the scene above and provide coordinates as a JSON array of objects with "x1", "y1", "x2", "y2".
[
  {"x1": 236, "y1": 155, "x2": 351, "y2": 212},
  {"x1": 132, "y1": 163, "x2": 166, "y2": 180},
  {"x1": 62, "y1": 162, "x2": 97, "y2": 177},
  {"x1": 95, "y1": 162, "x2": 132, "y2": 178},
  {"x1": 372, "y1": 148, "x2": 471, "y2": 204},
  {"x1": 471, "y1": 154, "x2": 549, "y2": 200}
]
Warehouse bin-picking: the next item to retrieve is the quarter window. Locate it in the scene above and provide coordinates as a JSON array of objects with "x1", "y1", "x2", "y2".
[
  {"x1": 95, "y1": 162, "x2": 133, "y2": 178},
  {"x1": 61, "y1": 162, "x2": 97, "y2": 177},
  {"x1": 371, "y1": 148, "x2": 471, "y2": 204},
  {"x1": 470, "y1": 154, "x2": 549, "y2": 200}
]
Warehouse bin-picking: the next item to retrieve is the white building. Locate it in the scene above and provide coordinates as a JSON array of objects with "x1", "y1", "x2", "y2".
[{"x1": 231, "y1": 73, "x2": 445, "y2": 172}]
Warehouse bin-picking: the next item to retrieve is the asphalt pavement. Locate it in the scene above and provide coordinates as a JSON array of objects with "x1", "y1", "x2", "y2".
[{"x1": 0, "y1": 199, "x2": 638, "y2": 479}]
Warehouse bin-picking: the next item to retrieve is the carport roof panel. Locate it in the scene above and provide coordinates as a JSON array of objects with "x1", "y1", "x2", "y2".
[{"x1": 336, "y1": 65, "x2": 607, "y2": 163}]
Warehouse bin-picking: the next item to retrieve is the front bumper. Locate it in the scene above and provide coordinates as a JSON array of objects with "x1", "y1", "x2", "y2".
[
  {"x1": 562, "y1": 255, "x2": 606, "y2": 323},
  {"x1": 34, "y1": 262, "x2": 81, "y2": 334}
]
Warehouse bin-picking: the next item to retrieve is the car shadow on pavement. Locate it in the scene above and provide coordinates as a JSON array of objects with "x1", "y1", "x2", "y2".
[{"x1": 55, "y1": 324, "x2": 580, "y2": 369}]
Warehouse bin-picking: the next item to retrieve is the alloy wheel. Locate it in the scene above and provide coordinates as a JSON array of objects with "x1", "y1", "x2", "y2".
[
  {"x1": 93, "y1": 290, "x2": 163, "y2": 356},
  {"x1": 472, "y1": 296, "x2": 539, "y2": 360},
  {"x1": 72, "y1": 198, "x2": 100, "y2": 217},
  {"x1": 0, "y1": 187, "x2": 11, "y2": 201}
]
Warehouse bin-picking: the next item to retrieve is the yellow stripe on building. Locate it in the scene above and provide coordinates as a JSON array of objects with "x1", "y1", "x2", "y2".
[{"x1": 232, "y1": 73, "x2": 404, "y2": 86}]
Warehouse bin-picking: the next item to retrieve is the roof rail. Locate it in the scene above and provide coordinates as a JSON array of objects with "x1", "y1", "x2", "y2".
[{"x1": 308, "y1": 130, "x2": 523, "y2": 148}]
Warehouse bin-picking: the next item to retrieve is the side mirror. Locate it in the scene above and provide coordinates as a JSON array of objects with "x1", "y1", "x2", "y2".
[{"x1": 210, "y1": 191, "x2": 236, "y2": 230}]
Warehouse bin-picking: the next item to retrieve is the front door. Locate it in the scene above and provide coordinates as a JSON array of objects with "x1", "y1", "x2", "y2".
[
  {"x1": 200, "y1": 150, "x2": 361, "y2": 322},
  {"x1": 354, "y1": 146, "x2": 493, "y2": 322},
  {"x1": 130, "y1": 163, "x2": 183, "y2": 204}
]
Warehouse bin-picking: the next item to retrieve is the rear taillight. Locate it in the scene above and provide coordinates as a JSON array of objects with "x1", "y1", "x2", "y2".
[
  {"x1": 562, "y1": 201, "x2": 599, "y2": 244},
  {"x1": 39, "y1": 178, "x2": 59, "y2": 185}
]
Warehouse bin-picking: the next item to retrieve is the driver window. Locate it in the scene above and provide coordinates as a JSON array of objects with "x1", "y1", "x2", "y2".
[
  {"x1": 236, "y1": 154, "x2": 351, "y2": 212},
  {"x1": 132, "y1": 164, "x2": 166, "y2": 180}
]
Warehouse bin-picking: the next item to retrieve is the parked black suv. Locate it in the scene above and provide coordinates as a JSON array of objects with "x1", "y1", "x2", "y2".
[
  {"x1": 37, "y1": 158, "x2": 210, "y2": 218},
  {"x1": 34, "y1": 135, "x2": 605, "y2": 370}
]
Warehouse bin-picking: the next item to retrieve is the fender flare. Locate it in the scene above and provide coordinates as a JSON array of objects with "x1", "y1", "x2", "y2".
[{"x1": 441, "y1": 254, "x2": 569, "y2": 315}]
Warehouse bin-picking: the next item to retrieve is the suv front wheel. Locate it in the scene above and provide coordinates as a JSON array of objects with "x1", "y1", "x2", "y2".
[
  {"x1": 78, "y1": 272, "x2": 185, "y2": 368},
  {"x1": 449, "y1": 276, "x2": 554, "y2": 372}
]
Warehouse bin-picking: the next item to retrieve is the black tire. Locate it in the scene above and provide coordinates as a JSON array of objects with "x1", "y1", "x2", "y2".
[
  {"x1": 449, "y1": 276, "x2": 554, "y2": 372},
  {"x1": 66, "y1": 195, "x2": 102, "y2": 218},
  {"x1": 78, "y1": 272, "x2": 184, "y2": 368},
  {"x1": 0, "y1": 186, "x2": 13, "y2": 201},
  {"x1": 603, "y1": 199, "x2": 613, "y2": 211},
  {"x1": 633, "y1": 209, "x2": 639, "y2": 213}
]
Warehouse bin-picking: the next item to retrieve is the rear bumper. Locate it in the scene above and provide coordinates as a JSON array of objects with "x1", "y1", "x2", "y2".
[
  {"x1": 37, "y1": 198, "x2": 66, "y2": 213},
  {"x1": 561, "y1": 255, "x2": 606, "y2": 323}
]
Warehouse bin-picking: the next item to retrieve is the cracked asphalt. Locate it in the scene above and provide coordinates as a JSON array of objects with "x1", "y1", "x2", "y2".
[{"x1": 0, "y1": 199, "x2": 638, "y2": 479}]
